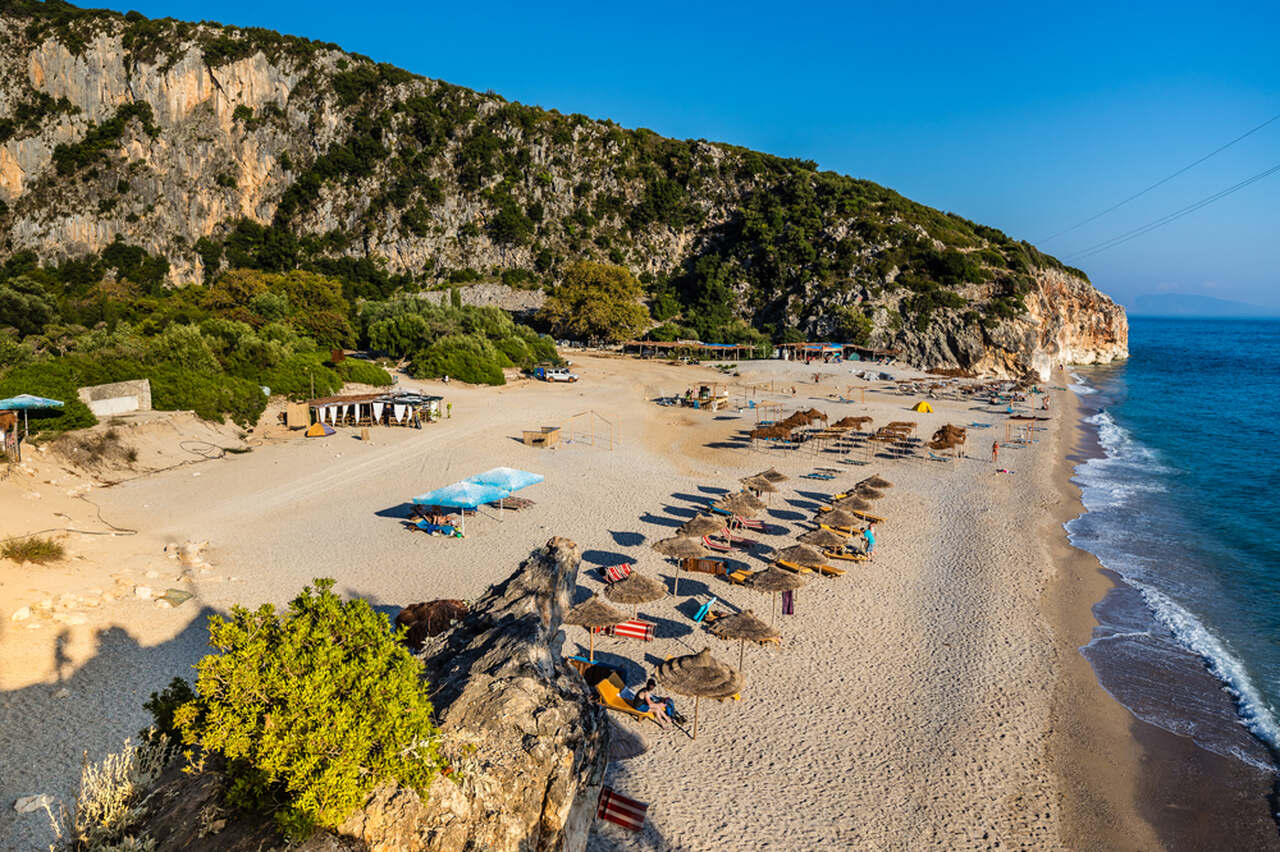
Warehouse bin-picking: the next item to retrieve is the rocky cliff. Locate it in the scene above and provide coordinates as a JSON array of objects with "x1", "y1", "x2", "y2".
[
  {"x1": 133, "y1": 537, "x2": 609, "y2": 852},
  {"x1": 0, "y1": 2, "x2": 1126, "y2": 377}
]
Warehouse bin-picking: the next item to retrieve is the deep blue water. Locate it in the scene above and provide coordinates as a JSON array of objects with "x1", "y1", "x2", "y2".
[{"x1": 1069, "y1": 317, "x2": 1280, "y2": 769}]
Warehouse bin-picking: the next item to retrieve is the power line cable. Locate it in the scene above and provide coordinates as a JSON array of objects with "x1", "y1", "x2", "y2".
[
  {"x1": 1038, "y1": 109, "x2": 1280, "y2": 243},
  {"x1": 1065, "y1": 161, "x2": 1280, "y2": 260}
]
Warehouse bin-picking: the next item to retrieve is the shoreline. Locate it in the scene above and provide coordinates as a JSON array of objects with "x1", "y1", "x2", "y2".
[{"x1": 1046, "y1": 378, "x2": 1280, "y2": 850}]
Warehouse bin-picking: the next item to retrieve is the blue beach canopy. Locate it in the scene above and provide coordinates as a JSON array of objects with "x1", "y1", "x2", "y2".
[
  {"x1": 412, "y1": 480, "x2": 510, "y2": 509},
  {"x1": 0, "y1": 394, "x2": 64, "y2": 410},
  {"x1": 466, "y1": 467, "x2": 544, "y2": 492}
]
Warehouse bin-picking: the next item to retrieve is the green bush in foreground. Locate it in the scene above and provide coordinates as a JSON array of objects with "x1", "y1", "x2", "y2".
[
  {"x1": 173, "y1": 579, "x2": 443, "y2": 839},
  {"x1": 1, "y1": 535, "x2": 65, "y2": 564}
]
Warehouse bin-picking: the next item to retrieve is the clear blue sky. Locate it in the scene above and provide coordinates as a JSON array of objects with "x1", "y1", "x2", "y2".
[{"x1": 99, "y1": 0, "x2": 1280, "y2": 311}]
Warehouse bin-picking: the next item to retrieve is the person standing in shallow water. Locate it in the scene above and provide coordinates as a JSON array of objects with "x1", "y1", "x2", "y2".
[{"x1": 991, "y1": 440, "x2": 1000, "y2": 465}]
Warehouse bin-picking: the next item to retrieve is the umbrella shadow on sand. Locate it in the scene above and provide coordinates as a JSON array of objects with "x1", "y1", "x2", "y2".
[
  {"x1": 661, "y1": 575, "x2": 713, "y2": 599},
  {"x1": 660, "y1": 503, "x2": 699, "y2": 519},
  {"x1": 609, "y1": 530, "x2": 645, "y2": 547},
  {"x1": 373, "y1": 501, "x2": 416, "y2": 519},
  {"x1": 795, "y1": 489, "x2": 833, "y2": 501},
  {"x1": 581, "y1": 548, "x2": 633, "y2": 567},
  {"x1": 639, "y1": 512, "x2": 682, "y2": 528},
  {"x1": 696, "y1": 485, "x2": 730, "y2": 495},
  {"x1": 670, "y1": 492, "x2": 715, "y2": 507},
  {"x1": 767, "y1": 508, "x2": 804, "y2": 521}
]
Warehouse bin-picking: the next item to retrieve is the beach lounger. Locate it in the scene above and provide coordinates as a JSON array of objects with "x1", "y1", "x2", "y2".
[
  {"x1": 603, "y1": 563, "x2": 633, "y2": 583},
  {"x1": 775, "y1": 559, "x2": 813, "y2": 574},
  {"x1": 813, "y1": 562, "x2": 846, "y2": 577},
  {"x1": 597, "y1": 787, "x2": 648, "y2": 833},
  {"x1": 725, "y1": 566, "x2": 752, "y2": 584},
  {"x1": 681, "y1": 555, "x2": 728, "y2": 575},
  {"x1": 731, "y1": 514, "x2": 765, "y2": 532},
  {"x1": 567, "y1": 657, "x2": 658, "y2": 723},
  {"x1": 800, "y1": 472, "x2": 835, "y2": 480},
  {"x1": 838, "y1": 458, "x2": 870, "y2": 465},
  {"x1": 693, "y1": 597, "x2": 719, "y2": 623},
  {"x1": 601, "y1": 619, "x2": 657, "y2": 641},
  {"x1": 701, "y1": 535, "x2": 736, "y2": 554},
  {"x1": 824, "y1": 550, "x2": 867, "y2": 563},
  {"x1": 719, "y1": 527, "x2": 759, "y2": 547},
  {"x1": 850, "y1": 510, "x2": 885, "y2": 524}
]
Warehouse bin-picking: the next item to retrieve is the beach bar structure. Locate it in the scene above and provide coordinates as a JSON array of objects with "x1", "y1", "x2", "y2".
[
  {"x1": 774, "y1": 342, "x2": 898, "y2": 362},
  {"x1": 621, "y1": 339, "x2": 770, "y2": 360},
  {"x1": 308, "y1": 390, "x2": 443, "y2": 428}
]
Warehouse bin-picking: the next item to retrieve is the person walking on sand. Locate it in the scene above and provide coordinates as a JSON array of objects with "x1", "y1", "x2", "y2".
[
  {"x1": 991, "y1": 440, "x2": 1000, "y2": 465},
  {"x1": 862, "y1": 523, "x2": 876, "y2": 560}
]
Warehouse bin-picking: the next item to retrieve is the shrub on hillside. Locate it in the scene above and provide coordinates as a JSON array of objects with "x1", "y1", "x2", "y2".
[
  {"x1": 173, "y1": 580, "x2": 443, "y2": 839},
  {"x1": 409, "y1": 334, "x2": 507, "y2": 385},
  {"x1": 336, "y1": 358, "x2": 393, "y2": 386}
]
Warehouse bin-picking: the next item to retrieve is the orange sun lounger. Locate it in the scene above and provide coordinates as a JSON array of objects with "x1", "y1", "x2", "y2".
[{"x1": 567, "y1": 657, "x2": 658, "y2": 723}]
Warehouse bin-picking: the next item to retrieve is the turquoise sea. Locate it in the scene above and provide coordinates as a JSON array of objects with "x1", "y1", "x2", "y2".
[{"x1": 1069, "y1": 316, "x2": 1280, "y2": 772}]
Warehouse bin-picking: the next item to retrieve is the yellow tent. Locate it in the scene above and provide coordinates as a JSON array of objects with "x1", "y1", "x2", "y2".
[{"x1": 911, "y1": 401, "x2": 933, "y2": 413}]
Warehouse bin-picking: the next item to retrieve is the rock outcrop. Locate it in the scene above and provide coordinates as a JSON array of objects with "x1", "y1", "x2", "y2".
[{"x1": 134, "y1": 537, "x2": 609, "y2": 852}]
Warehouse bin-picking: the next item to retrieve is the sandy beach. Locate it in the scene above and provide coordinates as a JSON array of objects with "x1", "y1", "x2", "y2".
[{"x1": 0, "y1": 352, "x2": 1218, "y2": 850}]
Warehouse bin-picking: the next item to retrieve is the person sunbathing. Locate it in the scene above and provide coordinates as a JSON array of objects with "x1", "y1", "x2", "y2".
[{"x1": 625, "y1": 678, "x2": 681, "y2": 728}]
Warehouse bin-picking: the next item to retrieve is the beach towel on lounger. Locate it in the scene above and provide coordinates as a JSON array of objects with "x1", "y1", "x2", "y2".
[
  {"x1": 782, "y1": 589, "x2": 794, "y2": 616},
  {"x1": 604, "y1": 563, "x2": 632, "y2": 583}
]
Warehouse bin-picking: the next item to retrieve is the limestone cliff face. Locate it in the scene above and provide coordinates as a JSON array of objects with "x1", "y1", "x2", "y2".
[
  {"x1": 875, "y1": 268, "x2": 1129, "y2": 380},
  {"x1": 0, "y1": 5, "x2": 1126, "y2": 376}
]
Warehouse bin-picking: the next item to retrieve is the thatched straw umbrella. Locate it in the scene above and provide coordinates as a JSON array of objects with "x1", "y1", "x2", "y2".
[
  {"x1": 652, "y1": 535, "x2": 710, "y2": 595},
  {"x1": 750, "y1": 425, "x2": 791, "y2": 440},
  {"x1": 564, "y1": 596, "x2": 627, "y2": 662},
  {"x1": 832, "y1": 495, "x2": 871, "y2": 511},
  {"x1": 715, "y1": 492, "x2": 762, "y2": 517},
  {"x1": 803, "y1": 408, "x2": 828, "y2": 422},
  {"x1": 708, "y1": 609, "x2": 780, "y2": 670},
  {"x1": 677, "y1": 514, "x2": 726, "y2": 538},
  {"x1": 742, "y1": 475, "x2": 778, "y2": 494},
  {"x1": 797, "y1": 527, "x2": 847, "y2": 549},
  {"x1": 775, "y1": 544, "x2": 827, "y2": 570},
  {"x1": 603, "y1": 571, "x2": 667, "y2": 617},
  {"x1": 754, "y1": 468, "x2": 789, "y2": 483},
  {"x1": 859, "y1": 475, "x2": 893, "y2": 489},
  {"x1": 854, "y1": 486, "x2": 884, "y2": 500},
  {"x1": 821, "y1": 508, "x2": 860, "y2": 529},
  {"x1": 744, "y1": 566, "x2": 809, "y2": 623},
  {"x1": 655, "y1": 647, "x2": 744, "y2": 739}
]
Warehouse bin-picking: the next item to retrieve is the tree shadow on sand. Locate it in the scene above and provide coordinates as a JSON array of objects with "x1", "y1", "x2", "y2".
[{"x1": 0, "y1": 611, "x2": 217, "y2": 849}]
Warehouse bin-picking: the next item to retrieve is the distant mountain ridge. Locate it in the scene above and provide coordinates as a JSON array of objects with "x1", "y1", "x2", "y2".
[
  {"x1": 1131, "y1": 293, "x2": 1280, "y2": 318},
  {"x1": 0, "y1": 1, "x2": 1127, "y2": 376}
]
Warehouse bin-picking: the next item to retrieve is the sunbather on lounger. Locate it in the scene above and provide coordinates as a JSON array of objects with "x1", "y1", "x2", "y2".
[{"x1": 626, "y1": 678, "x2": 682, "y2": 727}]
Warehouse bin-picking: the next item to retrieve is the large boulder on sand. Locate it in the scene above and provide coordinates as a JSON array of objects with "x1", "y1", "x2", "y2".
[{"x1": 134, "y1": 537, "x2": 609, "y2": 852}]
